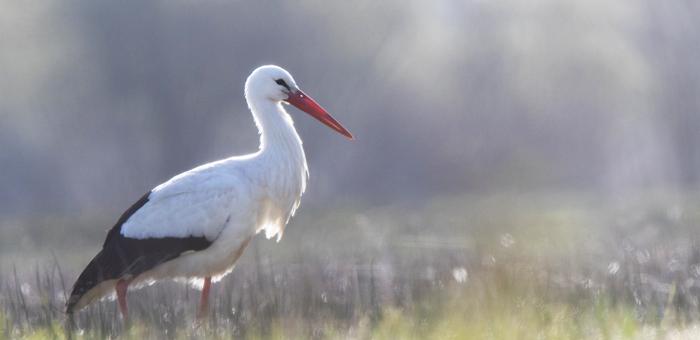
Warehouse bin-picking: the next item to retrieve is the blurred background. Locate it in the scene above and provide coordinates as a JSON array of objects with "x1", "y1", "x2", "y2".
[
  {"x1": 1, "y1": 0, "x2": 699, "y2": 337},
  {"x1": 2, "y1": 0, "x2": 698, "y2": 215}
]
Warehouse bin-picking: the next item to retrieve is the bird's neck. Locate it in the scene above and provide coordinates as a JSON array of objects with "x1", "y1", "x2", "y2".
[
  {"x1": 248, "y1": 98, "x2": 308, "y2": 195},
  {"x1": 248, "y1": 97, "x2": 308, "y2": 227},
  {"x1": 249, "y1": 99, "x2": 304, "y2": 157}
]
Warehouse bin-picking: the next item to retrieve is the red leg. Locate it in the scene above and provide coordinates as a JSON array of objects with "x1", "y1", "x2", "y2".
[
  {"x1": 115, "y1": 279, "x2": 130, "y2": 320},
  {"x1": 197, "y1": 277, "x2": 212, "y2": 319}
]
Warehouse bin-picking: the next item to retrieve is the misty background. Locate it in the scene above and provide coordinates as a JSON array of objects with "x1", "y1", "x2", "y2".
[
  {"x1": 2, "y1": 1, "x2": 700, "y2": 335},
  {"x1": 1, "y1": 0, "x2": 699, "y2": 261},
  {"x1": 2, "y1": 0, "x2": 697, "y2": 215}
]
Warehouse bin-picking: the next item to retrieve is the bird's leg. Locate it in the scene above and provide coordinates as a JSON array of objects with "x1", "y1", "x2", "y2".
[
  {"x1": 197, "y1": 277, "x2": 212, "y2": 319},
  {"x1": 115, "y1": 279, "x2": 131, "y2": 320}
]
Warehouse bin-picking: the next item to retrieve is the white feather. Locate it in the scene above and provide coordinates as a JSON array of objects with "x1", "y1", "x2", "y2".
[
  {"x1": 121, "y1": 158, "x2": 252, "y2": 240},
  {"x1": 71, "y1": 65, "x2": 324, "y2": 311},
  {"x1": 121, "y1": 65, "x2": 308, "y2": 248}
]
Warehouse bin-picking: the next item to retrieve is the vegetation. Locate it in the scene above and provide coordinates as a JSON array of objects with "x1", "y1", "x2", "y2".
[{"x1": 2, "y1": 193, "x2": 699, "y2": 339}]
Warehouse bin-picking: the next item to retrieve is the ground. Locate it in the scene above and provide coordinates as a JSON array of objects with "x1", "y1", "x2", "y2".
[{"x1": 1, "y1": 192, "x2": 699, "y2": 339}]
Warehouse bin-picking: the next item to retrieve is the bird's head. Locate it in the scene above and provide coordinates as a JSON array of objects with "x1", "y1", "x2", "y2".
[{"x1": 245, "y1": 65, "x2": 353, "y2": 139}]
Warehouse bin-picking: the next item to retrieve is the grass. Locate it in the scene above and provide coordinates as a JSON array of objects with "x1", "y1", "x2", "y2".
[
  {"x1": 2, "y1": 274, "x2": 696, "y2": 339},
  {"x1": 1, "y1": 192, "x2": 699, "y2": 339}
]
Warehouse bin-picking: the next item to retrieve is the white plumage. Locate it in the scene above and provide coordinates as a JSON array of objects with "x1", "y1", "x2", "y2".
[{"x1": 66, "y1": 65, "x2": 352, "y2": 318}]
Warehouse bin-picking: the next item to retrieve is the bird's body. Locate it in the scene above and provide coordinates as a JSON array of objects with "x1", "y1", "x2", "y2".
[{"x1": 66, "y1": 65, "x2": 352, "y2": 317}]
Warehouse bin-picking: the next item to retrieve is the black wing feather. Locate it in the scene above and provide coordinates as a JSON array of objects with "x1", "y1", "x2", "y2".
[{"x1": 66, "y1": 191, "x2": 212, "y2": 313}]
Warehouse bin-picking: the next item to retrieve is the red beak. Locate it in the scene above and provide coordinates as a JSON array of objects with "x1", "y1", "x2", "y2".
[{"x1": 285, "y1": 90, "x2": 353, "y2": 140}]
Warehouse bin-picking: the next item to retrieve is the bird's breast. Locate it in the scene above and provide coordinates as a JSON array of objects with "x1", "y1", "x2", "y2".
[{"x1": 252, "y1": 153, "x2": 307, "y2": 242}]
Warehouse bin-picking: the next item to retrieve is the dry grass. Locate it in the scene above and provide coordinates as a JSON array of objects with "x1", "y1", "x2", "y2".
[{"x1": 1, "y1": 193, "x2": 700, "y2": 339}]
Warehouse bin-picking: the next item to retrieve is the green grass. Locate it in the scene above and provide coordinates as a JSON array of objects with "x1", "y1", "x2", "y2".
[
  {"x1": 2, "y1": 192, "x2": 700, "y2": 339},
  {"x1": 3, "y1": 285, "x2": 695, "y2": 339}
]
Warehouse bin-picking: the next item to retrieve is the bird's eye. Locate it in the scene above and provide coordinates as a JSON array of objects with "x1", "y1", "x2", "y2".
[{"x1": 275, "y1": 79, "x2": 291, "y2": 91}]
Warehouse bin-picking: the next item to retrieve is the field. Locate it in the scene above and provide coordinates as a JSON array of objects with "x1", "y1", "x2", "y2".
[
  {"x1": 2, "y1": 193, "x2": 700, "y2": 339},
  {"x1": 2, "y1": 0, "x2": 699, "y2": 338}
]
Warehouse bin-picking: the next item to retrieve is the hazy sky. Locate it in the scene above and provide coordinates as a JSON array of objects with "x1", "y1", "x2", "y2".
[{"x1": 1, "y1": 0, "x2": 698, "y2": 215}]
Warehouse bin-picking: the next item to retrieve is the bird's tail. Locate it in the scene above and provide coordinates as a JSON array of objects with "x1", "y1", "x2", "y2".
[{"x1": 65, "y1": 249, "x2": 117, "y2": 314}]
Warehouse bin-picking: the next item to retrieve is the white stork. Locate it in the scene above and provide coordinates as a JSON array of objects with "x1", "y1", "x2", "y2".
[{"x1": 65, "y1": 65, "x2": 353, "y2": 319}]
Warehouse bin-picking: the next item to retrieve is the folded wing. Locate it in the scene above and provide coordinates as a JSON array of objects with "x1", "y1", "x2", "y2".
[{"x1": 67, "y1": 163, "x2": 251, "y2": 312}]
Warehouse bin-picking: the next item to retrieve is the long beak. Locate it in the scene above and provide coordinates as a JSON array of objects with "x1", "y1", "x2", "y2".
[{"x1": 285, "y1": 90, "x2": 353, "y2": 140}]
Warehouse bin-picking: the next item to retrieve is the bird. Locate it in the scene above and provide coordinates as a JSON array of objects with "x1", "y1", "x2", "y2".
[{"x1": 65, "y1": 65, "x2": 353, "y2": 320}]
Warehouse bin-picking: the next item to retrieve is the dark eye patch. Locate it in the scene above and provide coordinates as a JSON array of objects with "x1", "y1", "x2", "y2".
[{"x1": 275, "y1": 79, "x2": 291, "y2": 91}]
